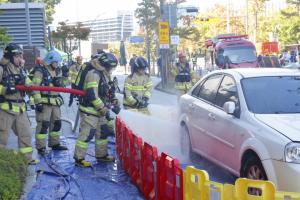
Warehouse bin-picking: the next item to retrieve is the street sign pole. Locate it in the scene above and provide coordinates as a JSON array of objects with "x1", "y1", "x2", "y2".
[{"x1": 159, "y1": 0, "x2": 169, "y2": 89}]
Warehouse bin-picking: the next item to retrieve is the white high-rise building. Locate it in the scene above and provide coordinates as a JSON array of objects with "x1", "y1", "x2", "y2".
[{"x1": 69, "y1": 11, "x2": 134, "y2": 44}]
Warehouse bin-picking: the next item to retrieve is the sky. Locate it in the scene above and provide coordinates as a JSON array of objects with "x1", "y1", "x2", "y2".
[{"x1": 52, "y1": 0, "x2": 234, "y2": 25}]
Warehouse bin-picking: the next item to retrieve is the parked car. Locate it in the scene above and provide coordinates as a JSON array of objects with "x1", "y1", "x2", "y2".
[
  {"x1": 179, "y1": 68, "x2": 300, "y2": 192},
  {"x1": 282, "y1": 62, "x2": 300, "y2": 70}
]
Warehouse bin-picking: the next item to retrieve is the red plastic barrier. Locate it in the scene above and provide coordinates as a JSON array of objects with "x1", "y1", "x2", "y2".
[
  {"x1": 158, "y1": 153, "x2": 183, "y2": 200},
  {"x1": 16, "y1": 85, "x2": 86, "y2": 96},
  {"x1": 123, "y1": 127, "x2": 133, "y2": 174},
  {"x1": 130, "y1": 134, "x2": 143, "y2": 190},
  {"x1": 115, "y1": 117, "x2": 122, "y2": 156},
  {"x1": 117, "y1": 121, "x2": 127, "y2": 161},
  {"x1": 142, "y1": 142, "x2": 159, "y2": 200}
]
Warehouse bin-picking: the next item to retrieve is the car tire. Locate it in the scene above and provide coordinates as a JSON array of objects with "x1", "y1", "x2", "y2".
[
  {"x1": 180, "y1": 124, "x2": 194, "y2": 160},
  {"x1": 241, "y1": 155, "x2": 267, "y2": 181}
]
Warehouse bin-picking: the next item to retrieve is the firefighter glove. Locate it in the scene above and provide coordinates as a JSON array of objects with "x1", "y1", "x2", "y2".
[
  {"x1": 97, "y1": 106, "x2": 109, "y2": 116},
  {"x1": 5, "y1": 85, "x2": 17, "y2": 95},
  {"x1": 35, "y1": 103, "x2": 43, "y2": 112},
  {"x1": 112, "y1": 105, "x2": 121, "y2": 114}
]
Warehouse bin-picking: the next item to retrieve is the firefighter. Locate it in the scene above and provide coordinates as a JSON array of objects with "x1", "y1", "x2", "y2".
[
  {"x1": 123, "y1": 56, "x2": 153, "y2": 113},
  {"x1": 32, "y1": 50, "x2": 69, "y2": 155},
  {"x1": 171, "y1": 52, "x2": 196, "y2": 97},
  {"x1": 68, "y1": 55, "x2": 83, "y2": 106},
  {"x1": 69, "y1": 55, "x2": 83, "y2": 85},
  {"x1": 0, "y1": 43, "x2": 38, "y2": 164},
  {"x1": 74, "y1": 51, "x2": 119, "y2": 167}
]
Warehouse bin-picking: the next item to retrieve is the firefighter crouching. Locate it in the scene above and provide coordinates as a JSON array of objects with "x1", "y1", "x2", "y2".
[
  {"x1": 123, "y1": 56, "x2": 153, "y2": 114},
  {"x1": 0, "y1": 43, "x2": 38, "y2": 164},
  {"x1": 74, "y1": 51, "x2": 120, "y2": 167},
  {"x1": 32, "y1": 50, "x2": 69, "y2": 155},
  {"x1": 171, "y1": 53, "x2": 196, "y2": 97}
]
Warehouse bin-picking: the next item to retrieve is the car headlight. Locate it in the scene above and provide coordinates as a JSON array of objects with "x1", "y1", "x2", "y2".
[{"x1": 285, "y1": 142, "x2": 300, "y2": 163}]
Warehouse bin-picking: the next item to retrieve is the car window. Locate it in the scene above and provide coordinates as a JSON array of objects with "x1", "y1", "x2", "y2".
[
  {"x1": 192, "y1": 82, "x2": 202, "y2": 97},
  {"x1": 197, "y1": 74, "x2": 223, "y2": 103},
  {"x1": 215, "y1": 75, "x2": 239, "y2": 108},
  {"x1": 242, "y1": 76, "x2": 300, "y2": 114}
]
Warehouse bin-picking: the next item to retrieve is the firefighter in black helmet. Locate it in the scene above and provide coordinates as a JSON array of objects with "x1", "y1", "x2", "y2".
[
  {"x1": 123, "y1": 56, "x2": 153, "y2": 113},
  {"x1": 0, "y1": 43, "x2": 38, "y2": 164},
  {"x1": 74, "y1": 50, "x2": 120, "y2": 167}
]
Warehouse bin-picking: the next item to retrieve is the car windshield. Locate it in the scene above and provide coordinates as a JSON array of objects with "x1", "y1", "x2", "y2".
[
  {"x1": 223, "y1": 46, "x2": 257, "y2": 64},
  {"x1": 242, "y1": 76, "x2": 300, "y2": 114}
]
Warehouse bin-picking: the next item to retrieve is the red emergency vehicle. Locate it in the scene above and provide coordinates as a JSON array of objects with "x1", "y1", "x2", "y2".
[{"x1": 205, "y1": 34, "x2": 258, "y2": 69}]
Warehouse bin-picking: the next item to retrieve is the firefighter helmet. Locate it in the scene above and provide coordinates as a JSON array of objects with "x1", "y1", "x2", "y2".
[
  {"x1": 132, "y1": 56, "x2": 148, "y2": 72},
  {"x1": 97, "y1": 50, "x2": 118, "y2": 70},
  {"x1": 4, "y1": 43, "x2": 23, "y2": 62},
  {"x1": 44, "y1": 50, "x2": 62, "y2": 65}
]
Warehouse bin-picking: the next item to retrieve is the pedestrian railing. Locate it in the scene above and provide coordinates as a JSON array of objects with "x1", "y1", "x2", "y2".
[{"x1": 115, "y1": 117, "x2": 300, "y2": 200}]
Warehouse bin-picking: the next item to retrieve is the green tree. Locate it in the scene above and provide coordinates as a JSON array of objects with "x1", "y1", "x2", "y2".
[
  {"x1": 0, "y1": 27, "x2": 11, "y2": 47},
  {"x1": 72, "y1": 22, "x2": 91, "y2": 55},
  {"x1": 8, "y1": 0, "x2": 61, "y2": 24},
  {"x1": 273, "y1": 1, "x2": 300, "y2": 45},
  {"x1": 52, "y1": 21, "x2": 71, "y2": 52},
  {"x1": 248, "y1": 0, "x2": 269, "y2": 42},
  {"x1": 0, "y1": 0, "x2": 11, "y2": 46},
  {"x1": 135, "y1": 0, "x2": 160, "y2": 67},
  {"x1": 52, "y1": 21, "x2": 90, "y2": 56}
]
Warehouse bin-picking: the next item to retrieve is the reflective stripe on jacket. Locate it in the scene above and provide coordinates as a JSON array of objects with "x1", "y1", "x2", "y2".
[{"x1": 123, "y1": 73, "x2": 153, "y2": 107}]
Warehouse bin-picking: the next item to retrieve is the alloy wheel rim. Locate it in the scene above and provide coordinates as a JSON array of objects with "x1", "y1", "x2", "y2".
[{"x1": 247, "y1": 165, "x2": 265, "y2": 180}]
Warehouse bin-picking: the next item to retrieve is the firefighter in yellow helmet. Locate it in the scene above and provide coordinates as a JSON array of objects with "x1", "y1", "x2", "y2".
[
  {"x1": 74, "y1": 51, "x2": 119, "y2": 167},
  {"x1": 171, "y1": 52, "x2": 196, "y2": 97},
  {"x1": 31, "y1": 50, "x2": 69, "y2": 155},
  {"x1": 0, "y1": 43, "x2": 38, "y2": 164},
  {"x1": 123, "y1": 56, "x2": 153, "y2": 113}
]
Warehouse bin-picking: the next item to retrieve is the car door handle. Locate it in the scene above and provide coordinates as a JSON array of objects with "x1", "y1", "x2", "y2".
[{"x1": 208, "y1": 113, "x2": 216, "y2": 120}]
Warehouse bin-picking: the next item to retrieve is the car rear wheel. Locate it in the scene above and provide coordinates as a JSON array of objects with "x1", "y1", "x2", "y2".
[{"x1": 180, "y1": 124, "x2": 193, "y2": 160}]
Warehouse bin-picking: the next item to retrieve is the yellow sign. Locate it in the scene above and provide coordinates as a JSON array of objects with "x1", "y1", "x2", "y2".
[{"x1": 159, "y1": 21, "x2": 170, "y2": 48}]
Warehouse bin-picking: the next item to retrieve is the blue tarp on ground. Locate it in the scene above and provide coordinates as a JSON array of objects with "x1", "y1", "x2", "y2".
[{"x1": 25, "y1": 136, "x2": 144, "y2": 200}]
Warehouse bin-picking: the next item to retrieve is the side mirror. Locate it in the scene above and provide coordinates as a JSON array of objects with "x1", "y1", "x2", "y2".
[{"x1": 223, "y1": 101, "x2": 236, "y2": 115}]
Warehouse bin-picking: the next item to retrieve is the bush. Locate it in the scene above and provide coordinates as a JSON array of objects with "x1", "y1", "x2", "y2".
[{"x1": 0, "y1": 148, "x2": 28, "y2": 200}]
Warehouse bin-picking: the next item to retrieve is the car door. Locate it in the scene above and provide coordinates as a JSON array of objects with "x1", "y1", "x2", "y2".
[
  {"x1": 206, "y1": 75, "x2": 244, "y2": 171},
  {"x1": 188, "y1": 74, "x2": 224, "y2": 158}
]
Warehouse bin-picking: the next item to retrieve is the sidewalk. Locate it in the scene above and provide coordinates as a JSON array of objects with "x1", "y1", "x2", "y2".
[{"x1": 3, "y1": 92, "x2": 144, "y2": 199}]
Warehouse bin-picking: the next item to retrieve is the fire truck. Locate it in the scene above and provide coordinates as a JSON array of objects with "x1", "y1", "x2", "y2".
[{"x1": 205, "y1": 34, "x2": 259, "y2": 69}]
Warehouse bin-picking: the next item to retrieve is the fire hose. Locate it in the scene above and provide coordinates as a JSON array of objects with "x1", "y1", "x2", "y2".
[{"x1": 16, "y1": 85, "x2": 86, "y2": 96}]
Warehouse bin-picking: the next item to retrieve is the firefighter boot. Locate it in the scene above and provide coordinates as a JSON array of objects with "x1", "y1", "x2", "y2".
[
  {"x1": 97, "y1": 155, "x2": 115, "y2": 162},
  {"x1": 75, "y1": 158, "x2": 92, "y2": 168},
  {"x1": 37, "y1": 147, "x2": 46, "y2": 155},
  {"x1": 50, "y1": 144, "x2": 68, "y2": 151}
]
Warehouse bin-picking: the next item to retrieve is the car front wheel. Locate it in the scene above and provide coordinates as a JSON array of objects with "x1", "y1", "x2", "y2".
[
  {"x1": 180, "y1": 124, "x2": 193, "y2": 160},
  {"x1": 242, "y1": 155, "x2": 267, "y2": 180},
  {"x1": 241, "y1": 155, "x2": 268, "y2": 195}
]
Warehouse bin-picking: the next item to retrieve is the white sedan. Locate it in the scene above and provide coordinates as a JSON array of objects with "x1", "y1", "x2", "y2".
[{"x1": 179, "y1": 68, "x2": 300, "y2": 192}]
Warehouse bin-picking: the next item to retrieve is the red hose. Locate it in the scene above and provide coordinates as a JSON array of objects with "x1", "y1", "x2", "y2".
[{"x1": 16, "y1": 85, "x2": 86, "y2": 96}]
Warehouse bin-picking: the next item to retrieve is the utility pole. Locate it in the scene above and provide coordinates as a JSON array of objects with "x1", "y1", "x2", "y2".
[
  {"x1": 226, "y1": 0, "x2": 231, "y2": 33},
  {"x1": 159, "y1": 0, "x2": 169, "y2": 89},
  {"x1": 25, "y1": 0, "x2": 32, "y2": 46},
  {"x1": 246, "y1": 0, "x2": 249, "y2": 34},
  {"x1": 48, "y1": 26, "x2": 53, "y2": 50}
]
